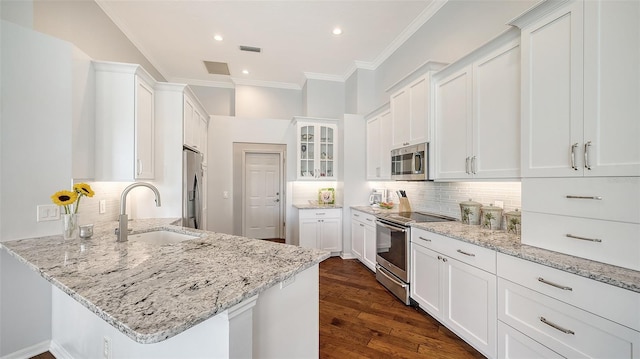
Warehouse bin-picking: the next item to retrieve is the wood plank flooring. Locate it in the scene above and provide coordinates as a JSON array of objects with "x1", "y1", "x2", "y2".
[
  {"x1": 320, "y1": 257, "x2": 485, "y2": 359},
  {"x1": 32, "y1": 255, "x2": 484, "y2": 359}
]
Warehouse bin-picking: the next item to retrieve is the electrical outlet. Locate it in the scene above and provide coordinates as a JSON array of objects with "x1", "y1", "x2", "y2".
[
  {"x1": 37, "y1": 205, "x2": 60, "y2": 222},
  {"x1": 99, "y1": 200, "x2": 107, "y2": 214},
  {"x1": 103, "y1": 336, "x2": 112, "y2": 359},
  {"x1": 494, "y1": 200, "x2": 504, "y2": 209},
  {"x1": 223, "y1": 191, "x2": 229, "y2": 199}
]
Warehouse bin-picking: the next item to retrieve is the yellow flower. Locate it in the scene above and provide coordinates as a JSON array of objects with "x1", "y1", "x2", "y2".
[
  {"x1": 74, "y1": 183, "x2": 94, "y2": 198},
  {"x1": 51, "y1": 190, "x2": 78, "y2": 213}
]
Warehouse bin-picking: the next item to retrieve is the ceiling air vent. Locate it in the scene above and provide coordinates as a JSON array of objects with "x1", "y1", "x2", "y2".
[
  {"x1": 203, "y1": 61, "x2": 230, "y2": 75},
  {"x1": 239, "y1": 45, "x2": 262, "y2": 53}
]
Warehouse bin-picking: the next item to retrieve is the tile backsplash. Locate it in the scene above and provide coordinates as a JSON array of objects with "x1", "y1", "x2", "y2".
[
  {"x1": 73, "y1": 181, "x2": 132, "y2": 225},
  {"x1": 370, "y1": 181, "x2": 521, "y2": 224}
]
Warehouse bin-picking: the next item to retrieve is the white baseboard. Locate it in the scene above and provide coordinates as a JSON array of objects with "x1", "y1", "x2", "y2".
[
  {"x1": 340, "y1": 252, "x2": 357, "y2": 260},
  {"x1": 49, "y1": 340, "x2": 74, "y2": 359},
  {"x1": 0, "y1": 340, "x2": 50, "y2": 359}
]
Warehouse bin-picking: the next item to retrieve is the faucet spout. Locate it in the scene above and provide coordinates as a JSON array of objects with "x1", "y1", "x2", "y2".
[{"x1": 117, "y1": 182, "x2": 162, "y2": 242}]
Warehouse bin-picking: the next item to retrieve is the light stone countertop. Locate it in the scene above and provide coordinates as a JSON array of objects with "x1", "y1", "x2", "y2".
[
  {"x1": 293, "y1": 204, "x2": 343, "y2": 209},
  {"x1": 350, "y1": 206, "x2": 640, "y2": 293},
  {"x1": 0, "y1": 219, "x2": 330, "y2": 344}
]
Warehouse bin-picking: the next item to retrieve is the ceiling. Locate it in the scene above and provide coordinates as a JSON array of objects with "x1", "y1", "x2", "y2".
[{"x1": 95, "y1": 0, "x2": 445, "y2": 89}]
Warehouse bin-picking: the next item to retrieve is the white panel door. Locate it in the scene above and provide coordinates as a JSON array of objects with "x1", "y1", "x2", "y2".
[
  {"x1": 521, "y1": 1, "x2": 584, "y2": 177},
  {"x1": 391, "y1": 89, "x2": 410, "y2": 148},
  {"x1": 135, "y1": 76, "x2": 154, "y2": 179},
  {"x1": 473, "y1": 41, "x2": 521, "y2": 178},
  {"x1": 351, "y1": 219, "x2": 364, "y2": 260},
  {"x1": 244, "y1": 153, "x2": 281, "y2": 239},
  {"x1": 362, "y1": 222, "x2": 377, "y2": 272},
  {"x1": 410, "y1": 243, "x2": 443, "y2": 319},
  {"x1": 366, "y1": 116, "x2": 381, "y2": 179},
  {"x1": 408, "y1": 76, "x2": 429, "y2": 144},
  {"x1": 583, "y1": 0, "x2": 640, "y2": 177},
  {"x1": 435, "y1": 66, "x2": 473, "y2": 179},
  {"x1": 319, "y1": 218, "x2": 341, "y2": 252}
]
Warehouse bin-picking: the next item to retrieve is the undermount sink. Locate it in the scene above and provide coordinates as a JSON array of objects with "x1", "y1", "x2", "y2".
[{"x1": 129, "y1": 230, "x2": 200, "y2": 245}]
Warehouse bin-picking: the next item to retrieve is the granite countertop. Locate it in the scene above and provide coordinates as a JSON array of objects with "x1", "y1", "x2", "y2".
[
  {"x1": 0, "y1": 219, "x2": 330, "y2": 344},
  {"x1": 350, "y1": 205, "x2": 398, "y2": 215},
  {"x1": 411, "y1": 221, "x2": 640, "y2": 293},
  {"x1": 350, "y1": 205, "x2": 640, "y2": 293},
  {"x1": 294, "y1": 204, "x2": 343, "y2": 209}
]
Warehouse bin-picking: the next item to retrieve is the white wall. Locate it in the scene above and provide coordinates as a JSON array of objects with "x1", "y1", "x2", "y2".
[
  {"x1": 0, "y1": 0, "x2": 32, "y2": 28},
  {"x1": 234, "y1": 85, "x2": 302, "y2": 119},
  {"x1": 303, "y1": 79, "x2": 345, "y2": 118},
  {"x1": 191, "y1": 85, "x2": 235, "y2": 116},
  {"x1": 207, "y1": 116, "x2": 296, "y2": 237},
  {"x1": 32, "y1": 0, "x2": 166, "y2": 82}
]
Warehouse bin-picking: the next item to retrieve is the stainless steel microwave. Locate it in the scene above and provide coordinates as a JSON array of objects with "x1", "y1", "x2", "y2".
[{"x1": 391, "y1": 143, "x2": 428, "y2": 181}]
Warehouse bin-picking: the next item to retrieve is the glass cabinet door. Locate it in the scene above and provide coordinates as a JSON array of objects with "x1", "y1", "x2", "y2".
[
  {"x1": 297, "y1": 121, "x2": 337, "y2": 180},
  {"x1": 319, "y1": 126, "x2": 334, "y2": 178},
  {"x1": 300, "y1": 125, "x2": 315, "y2": 177}
]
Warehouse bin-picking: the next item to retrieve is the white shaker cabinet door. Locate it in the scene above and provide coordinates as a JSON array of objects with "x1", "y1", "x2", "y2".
[
  {"x1": 410, "y1": 243, "x2": 444, "y2": 320},
  {"x1": 319, "y1": 217, "x2": 341, "y2": 252},
  {"x1": 520, "y1": 1, "x2": 584, "y2": 177},
  {"x1": 362, "y1": 220, "x2": 377, "y2": 272},
  {"x1": 583, "y1": 0, "x2": 640, "y2": 177},
  {"x1": 135, "y1": 77, "x2": 154, "y2": 179},
  {"x1": 351, "y1": 218, "x2": 364, "y2": 260},
  {"x1": 299, "y1": 219, "x2": 319, "y2": 249}
]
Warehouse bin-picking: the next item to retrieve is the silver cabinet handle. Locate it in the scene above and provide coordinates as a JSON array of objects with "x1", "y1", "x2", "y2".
[
  {"x1": 471, "y1": 156, "x2": 477, "y2": 174},
  {"x1": 566, "y1": 234, "x2": 602, "y2": 243},
  {"x1": 566, "y1": 195, "x2": 603, "y2": 200},
  {"x1": 376, "y1": 221, "x2": 406, "y2": 233},
  {"x1": 137, "y1": 159, "x2": 143, "y2": 175},
  {"x1": 316, "y1": 212, "x2": 325, "y2": 215},
  {"x1": 584, "y1": 141, "x2": 592, "y2": 170},
  {"x1": 366, "y1": 218, "x2": 373, "y2": 222},
  {"x1": 437, "y1": 256, "x2": 448, "y2": 262},
  {"x1": 538, "y1": 277, "x2": 573, "y2": 291},
  {"x1": 540, "y1": 316, "x2": 575, "y2": 335},
  {"x1": 353, "y1": 213, "x2": 360, "y2": 217},
  {"x1": 456, "y1": 249, "x2": 476, "y2": 257},
  {"x1": 359, "y1": 223, "x2": 364, "y2": 227},
  {"x1": 570, "y1": 143, "x2": 579, "y2": 170},
  {"x1": 465, "y1": 157, "x2": 470, "y2": 174},
  {"x1": 418, "y1": 236, "x2": 432, "y2": 242}
]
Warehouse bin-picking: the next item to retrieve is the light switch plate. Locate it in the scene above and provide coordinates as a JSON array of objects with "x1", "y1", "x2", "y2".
[
  {"x1": 99, "y1": 200, "x2": 107, "y2": 214},
  {"x1": 37, "y1": 204, "x2": 60, "y2": 222}
]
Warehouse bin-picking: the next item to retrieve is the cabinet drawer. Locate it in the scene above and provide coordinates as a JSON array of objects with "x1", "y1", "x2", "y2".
[
  {"x1": 498, "y1": 253, "x2": 640, "y2": 332},
  {"x1": 411, "y1": 228, "x2": 496, "y2": 273},
  {"x1": 351, "y1": 210, "x2": 376, "y2": 225},
  {"x1": 498, "y1": 279, "x2": 640, "y2": 359},
  {"x1": 299, "y1": 208, "x2": 341, "y2": 219},
  {"x1": 522, "y1": 211, "x2": 640, "y2": 271},
  {"x1": 498, "y1": 321, "x2": 563, "y2": 359},
  {"x1": 522, "y1": 177, "x2": 640, "y2": 223}
]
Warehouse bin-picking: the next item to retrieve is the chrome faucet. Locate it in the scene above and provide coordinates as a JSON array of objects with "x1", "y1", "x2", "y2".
[{"x1": 116, "y1": 182, "x2": 162, "y2": 242}]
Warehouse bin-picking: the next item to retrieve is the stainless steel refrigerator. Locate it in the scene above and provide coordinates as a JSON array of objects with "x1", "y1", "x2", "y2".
[{"x1": 183, "y1": 147, "x2": 203, "y2": 229}]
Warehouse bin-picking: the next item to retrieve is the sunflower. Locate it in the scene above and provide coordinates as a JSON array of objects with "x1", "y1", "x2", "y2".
[
  {"x1": 51, "y1": 190, "x2": 78, "y2": 213},
  {"x1": 74, "y1": 183, "x2": 95, "y2": 198}
]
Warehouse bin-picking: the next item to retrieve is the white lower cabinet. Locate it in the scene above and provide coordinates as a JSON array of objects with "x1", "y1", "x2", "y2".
[
  {"x1": 411, "y1": 229, "x2": 497, "y2": 358},
  {"x1": 299, "y1": 208, "x2": 342, "y2": 253},
  {"x1": 498, "y1": 322, "x2": 563, "y2": 359},
  {"x1": 497, "y1": 253, "x2": 640, "y2": 358},
  {"x1": 350, "y1": 210, "x2": 376, "y2": 271}
]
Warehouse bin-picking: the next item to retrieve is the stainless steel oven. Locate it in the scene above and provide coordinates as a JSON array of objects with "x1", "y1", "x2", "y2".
[
  {"x1": 376, "y1": 218, "x2": 411, "y2": 304},
  {"x1": 375, "y1": 212, "x2": 456, "y2": 305}
]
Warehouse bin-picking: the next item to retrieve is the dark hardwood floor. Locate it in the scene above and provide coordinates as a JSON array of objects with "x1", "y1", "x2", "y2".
[
  {"x1": 32, "y1": 255, "x2": 484, "y2": 359},
  {"x1": 320, "y1": 257, "x2": 485, "y2": 359}
]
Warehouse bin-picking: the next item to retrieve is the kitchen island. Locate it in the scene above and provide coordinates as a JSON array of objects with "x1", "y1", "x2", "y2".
[{"x1": 1, "y1": 219, "x2": 329, "y2": 358}]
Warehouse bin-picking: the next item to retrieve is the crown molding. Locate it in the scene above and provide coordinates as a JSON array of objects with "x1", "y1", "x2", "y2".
[
  {"x1": 168, "y1": 77, "x2": 236, "y2": 89},
  {"x1": 232, "y1": 77, "x2": 302, "y2": 90}
]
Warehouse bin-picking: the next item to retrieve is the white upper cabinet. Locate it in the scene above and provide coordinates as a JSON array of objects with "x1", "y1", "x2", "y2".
[
  {"x1": 366, "y1": 109, "x2": 392, "y2": 180},
  {"x1": 94, "y1": 61, "x2": 155, "y2": 181},
  {"x1": 294, "y1": 117, "x2": 338, "y2": 180},
  {"x1": 183, "y1": 91, "x2": 209, "y2": 153},
  {"x1": 434, "y1": 30, "x2": 521, "y2": 180},
  {"x1": 514, "y1": 0, "x2": 640, "y2": 177},
  {"x1": 389, "y1": 62, "x2": 446, "y2": 150}
]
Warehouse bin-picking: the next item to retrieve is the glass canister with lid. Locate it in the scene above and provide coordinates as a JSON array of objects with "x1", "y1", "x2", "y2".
[
  {"x1": 481, "y1": 204, "x2": 503, "y2": 230},
  {"x1": 459, "y1": 198, "x2": 482, "y2": 225}
]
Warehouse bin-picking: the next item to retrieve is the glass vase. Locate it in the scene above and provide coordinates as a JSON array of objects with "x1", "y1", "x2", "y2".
[{"x1": 62, "y1": 213, "x2": 79, "y2": 240}]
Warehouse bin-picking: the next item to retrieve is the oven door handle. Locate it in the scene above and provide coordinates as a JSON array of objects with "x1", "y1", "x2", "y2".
[
  {"x1": 376, "y1": 220, "x2": 406, "y2": 232},
  {"x1": 376, "y1": 265, "x2": 408, "y2": 288}
]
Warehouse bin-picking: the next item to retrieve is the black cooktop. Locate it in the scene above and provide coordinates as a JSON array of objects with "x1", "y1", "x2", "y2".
[{"x1": 383, "y1": 212, "x2": 455, "y2": 226}]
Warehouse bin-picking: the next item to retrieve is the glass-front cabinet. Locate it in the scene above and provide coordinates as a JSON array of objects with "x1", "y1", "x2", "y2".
[{"x1": 295, "y1": 118, "x2": 338, "y2": 180}]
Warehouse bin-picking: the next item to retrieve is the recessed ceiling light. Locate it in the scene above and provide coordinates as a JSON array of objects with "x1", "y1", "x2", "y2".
[
  {"x1": 332, "y1": 27, "x2": 342, "y2": 36},
  {"x1": 242, "y1": 69, "x2": 249, "y2": 75},
  {"x1": 214, "y1": 34, "x2": 223, "y2": 41}
]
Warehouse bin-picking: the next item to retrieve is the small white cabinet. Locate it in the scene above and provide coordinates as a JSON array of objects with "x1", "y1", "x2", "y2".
[
  {"x1": 298, "y1": 208, "x2": 342, "y2": 253},
  {"x1": 94, "y1": 61, "x2": 155, "y2": 181},
  {"x1": 434, "y1": 30, "x2": 521, "y2": 180},
  {"x1": 389, "y1": 64, "x2": 444, "y2": 150},
  {"x1": 350, "y1": 210, "x2": 377, "y2": 272},
  {"x1": 366, "y1": 110, "x2": 392, "y2": 180},
  {"x1": 411, "y1": 228, "x2": 497, "y2": 358},
  {"x1": 514, "y1": 0, "x2": 640, "y2": 177},
  {"x1": 294, "y1": 117, "x2": 338, "y2": 180},
  {"x1": 183, "y1": 92, "x2": 208, "y2": 152}
]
